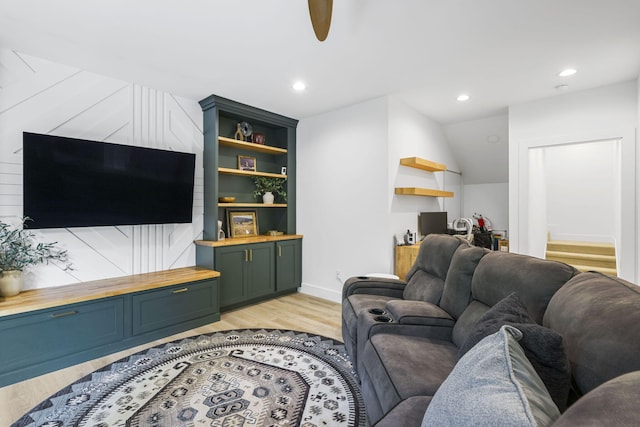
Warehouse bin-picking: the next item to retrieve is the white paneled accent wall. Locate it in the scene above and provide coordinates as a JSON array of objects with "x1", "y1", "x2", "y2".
[{"x1": 0, "y1": 49, "x2": 204, "y2": 290}]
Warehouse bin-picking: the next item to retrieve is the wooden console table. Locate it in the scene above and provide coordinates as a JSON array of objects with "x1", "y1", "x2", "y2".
[{"x1": 0, "y1": 267, "x2": 220, "y2": 386}]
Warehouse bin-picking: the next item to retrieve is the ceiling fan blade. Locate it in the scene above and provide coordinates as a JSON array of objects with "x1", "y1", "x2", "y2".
[{"x1": 308, "y1": 0, "x2": 333, "y2": 41}]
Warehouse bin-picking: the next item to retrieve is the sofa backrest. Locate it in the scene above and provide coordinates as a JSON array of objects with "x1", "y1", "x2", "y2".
[
  {"x1": 451, "y1": 251, "x2": 577, "y2": 348},
  {"x1": 544, "y1": 272, "x2": 640, "y2": 397},
  {"x1": 403, "y1": 234, "x2": 469, "y2": 304},
  {"x1": 439, "y1": 245, "x2": 489, "y2": 319}
]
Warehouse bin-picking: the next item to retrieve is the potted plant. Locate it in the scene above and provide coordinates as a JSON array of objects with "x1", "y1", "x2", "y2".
[
  {"x1": 252, "y1": 176, "x2": 287, "y2": 204},
  {"x1": 0, "y1": 218, "x2": 72, "y2": 297}
]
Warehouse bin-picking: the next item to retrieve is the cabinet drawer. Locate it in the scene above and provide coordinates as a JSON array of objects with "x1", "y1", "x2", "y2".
[
  {"x1": 132, "y1": 280, "x2": 218, "y2": 335},
  {"x1": 0, "y1": 298, "x2": 124, "y2": 373}
]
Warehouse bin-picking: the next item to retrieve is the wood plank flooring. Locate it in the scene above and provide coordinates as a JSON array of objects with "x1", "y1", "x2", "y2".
[{"x1": 0, "y1": 292, "x2": 342, "y2": 426}]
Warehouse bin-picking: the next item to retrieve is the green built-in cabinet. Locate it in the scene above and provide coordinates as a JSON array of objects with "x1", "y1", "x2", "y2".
[
  {"x1": 198, "y1": 94, "x2": 298, "y2": 239},
  {"x1": 197, "y1": 95, "x2": 302, "y2": 310},
  {"x1": 0, "y1": 267, "x2": 220, "y2": 386}
]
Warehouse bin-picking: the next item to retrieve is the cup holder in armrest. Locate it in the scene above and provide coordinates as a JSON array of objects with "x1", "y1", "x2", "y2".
[
  {"x1": 368, "y1": 308, "x2": 386, "y2": 315},
  {"x1": 374, "y1": 315, "x2": 393, "y2": 323}
]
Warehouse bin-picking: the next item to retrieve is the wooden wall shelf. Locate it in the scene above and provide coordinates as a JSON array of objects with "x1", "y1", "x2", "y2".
[
  {"x1": 218, "y1": 136, "x2": 287, "y2": 155},
  {"x1": 400, "y1": 157, "x2": 446, "y2": 172},
  {"x1": 218, "y1": 167, "x2": 287, "y2": 179},
  {"x1": 219, "y1": 203, "x2": 287, "y2": 208},
  {"x1": 395, "y1": 187, "x2": 454, "y2": 198}
]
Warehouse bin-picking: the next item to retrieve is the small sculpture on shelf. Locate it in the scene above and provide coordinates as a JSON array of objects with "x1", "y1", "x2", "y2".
[{"x1": 234, "y1": 121, "x2": 253, "y2": 141}]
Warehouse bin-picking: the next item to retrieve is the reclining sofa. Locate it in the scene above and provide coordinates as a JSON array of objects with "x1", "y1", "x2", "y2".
[{"x1": 342, "y1": 234, "x2": 640, "y2": 426}]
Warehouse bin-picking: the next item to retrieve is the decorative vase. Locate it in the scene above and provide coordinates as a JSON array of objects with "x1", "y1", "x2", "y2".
[
  {"x1": 262, "y1": 191, "x2": 275, "y2": 204},
  {"x1": 0, "y1": 270, "x2": 23, "y2": 297}
]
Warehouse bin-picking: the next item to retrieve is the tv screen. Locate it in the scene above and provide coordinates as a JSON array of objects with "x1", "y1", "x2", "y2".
[
  {"x1": 419, "y1": 211, "x2": 448, "y2": 237},
  {"x1": 23, "y1": 132, "x2": 196, "y2": 229}
]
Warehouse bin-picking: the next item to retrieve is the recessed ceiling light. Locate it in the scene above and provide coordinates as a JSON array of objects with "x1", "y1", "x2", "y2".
[
  {"x1": 457, "y1": 94, "x2": 470, "y2": 102},
  {"x1": 558, "y1": 68, "x2": 577, "y2": 77},
  {"x1": 292, "y1": 81, "x2": 306, "y2": 91}
]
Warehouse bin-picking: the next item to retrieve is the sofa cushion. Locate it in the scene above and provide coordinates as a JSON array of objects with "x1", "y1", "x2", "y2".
[
  {"x1": 458, "y1": 292, "x2": 571, "y2": 410},
  {"x1": 470, "y1": 251, "x2": 577, "y2": 324},
  {"x1": 439, "y1": 245, "x2": 488, "y2": 319},
  {"x1": 361, "y1": 333, "x2": 458, "y2": 424},
  {"x1": 422, "y1": 325, "x2": 560, "y2": 427},
  {"x1": 403, "y1": 234, "x2": 467, "y2": 302},
  {"x1": 544, "y1": 272, "x2": 640, "y2": 396}
]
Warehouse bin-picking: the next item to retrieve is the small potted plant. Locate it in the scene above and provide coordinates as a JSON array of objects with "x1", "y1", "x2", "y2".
[
  {"x1": 0, "y1": 218, "x2": 72, "y2": 297},
  {"x1": 252, "y1": 176, "x2": 287, "y2": 204}
]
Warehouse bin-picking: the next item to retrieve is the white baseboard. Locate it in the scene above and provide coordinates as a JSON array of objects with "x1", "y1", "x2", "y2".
[{"x1": 299, "y1": 282, "x2": 342, "y2": 304}]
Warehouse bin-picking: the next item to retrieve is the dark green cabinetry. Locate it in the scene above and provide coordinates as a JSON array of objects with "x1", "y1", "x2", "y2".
[
  {"x1": 215, "y1": 242, "x2": 275, "y2": 309},
  {"x1": 0, "y1": 274, "x2": 219, "y2": 387},
  {"x1": 0, "y1": 298, "x2": 125, "y2": 377},
  {"x1": 132, "y1": 280, "x2": 218, "y2": 335},
  {"x1": 196, "y1": 94, "x2": 302, "y2": 310},
  {"x1": 276, "y1": 239, "x2": 302, "y2": 292}
]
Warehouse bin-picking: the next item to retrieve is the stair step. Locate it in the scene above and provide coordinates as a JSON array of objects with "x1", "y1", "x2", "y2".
[
  {"x1": 546, "y1": 240, "x2": 615, "y2": 256},
  {"x1": 545, "y1": 251, "x2": 617, "y2": 268}
]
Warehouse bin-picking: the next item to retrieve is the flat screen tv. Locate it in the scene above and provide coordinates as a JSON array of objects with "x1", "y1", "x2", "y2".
[
  {"x1": 23, "y1": 132, "x2": 196, "y2": 229},
  {"x1": 419, "y1": 211, "x2": 448, "y2": 237}
]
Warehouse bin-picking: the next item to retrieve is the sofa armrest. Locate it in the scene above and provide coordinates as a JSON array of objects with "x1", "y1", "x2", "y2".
[
  {"x1": 342, "y1": 276, "x2": 406, "y2": 300},
  {"x1": 553, "y1": 371, "x2": 640, "y2": 427},
  {"x1": 385, "y1": 300, "x2": 455, "y2": 327}
]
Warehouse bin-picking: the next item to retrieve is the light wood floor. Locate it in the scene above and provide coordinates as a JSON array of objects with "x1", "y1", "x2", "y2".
[{"x1": 0, "y1": 293, "x2": 342, "y2": 426}]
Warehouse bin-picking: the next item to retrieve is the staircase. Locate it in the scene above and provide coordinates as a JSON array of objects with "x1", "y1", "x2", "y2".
[{"x1": 545, "y1": 240, "x2": 617, "y2": 276}]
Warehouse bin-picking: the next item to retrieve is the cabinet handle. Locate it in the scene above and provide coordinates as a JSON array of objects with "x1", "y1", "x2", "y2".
[
  {"x1": 172, "y1": 288, "x2": 189, "y2": 294},
  {"x1": 51, "y1": 310, "x2": 78, "y2": 318},
  {"x1": 278, "y1": 245, "x2": 282, "y2": 257},
  {"x1": 245, "y1": 249, "x2": 249, "y2": 262},
  {"x1": 250, "y1": 249, "x2": 253, "y2": 262}
]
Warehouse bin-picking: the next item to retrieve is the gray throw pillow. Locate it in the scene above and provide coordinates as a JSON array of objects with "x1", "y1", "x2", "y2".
[
  {"x1": 458, "y1": 292, "x2": 571, "y2": 411},
  {"x1": 422, "y1": 325, "x2": 561, "y2": 427}
]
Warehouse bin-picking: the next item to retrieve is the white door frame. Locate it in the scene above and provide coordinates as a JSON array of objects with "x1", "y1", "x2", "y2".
[{"x1": 513, "y1": 128, "x2": 636, "y2": 281}]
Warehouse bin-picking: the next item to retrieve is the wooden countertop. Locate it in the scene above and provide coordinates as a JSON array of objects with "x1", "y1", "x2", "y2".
[
  {"x1": 195, "y1": 234, "x2": 303, "y2": 247},
  {"x1": 0, "y1": 266, "x2": 220, "y2": 317}
]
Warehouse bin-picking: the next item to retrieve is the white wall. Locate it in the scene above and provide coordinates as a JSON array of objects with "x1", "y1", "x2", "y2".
[
  {"x1": 297, "y1": 96, "x2": 458, "y2": 302},
  {"x1": 463, "y1": 183, "x2": 509, "y2": 235},
  {"x1": 509, "y1": 80, "x2": 638, "y2": 280},
  {"x1": 297, "y1": 97, "x2": 390, "y2": 301},
  {"x1": 388, "y1": 97, "x2": 460, "y2": 236},
  {"x1": 0, "y1": 49, "x2": 204, "y2": 290}
]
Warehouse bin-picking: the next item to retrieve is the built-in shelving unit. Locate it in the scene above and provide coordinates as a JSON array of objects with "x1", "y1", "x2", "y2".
[
  {"x1": 196, "y1": 95, "x2": 302, "y2": 311},
  {"x1": 395, "y1": 156, "x2": 454, "y2": 198}
]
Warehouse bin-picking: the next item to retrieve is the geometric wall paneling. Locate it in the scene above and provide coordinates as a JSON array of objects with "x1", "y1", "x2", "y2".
[{"x1": 0, "y1": 48, "x2": 204, "y2": 290}]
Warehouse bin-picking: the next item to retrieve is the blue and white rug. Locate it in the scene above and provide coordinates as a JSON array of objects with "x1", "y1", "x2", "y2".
[{"x1": 12, "y1": 329, "x2": 367, "y2": 427}]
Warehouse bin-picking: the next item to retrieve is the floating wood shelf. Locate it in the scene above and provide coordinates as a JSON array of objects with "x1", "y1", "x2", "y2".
[
  {"x1": 400, "y1": 157, "x2": 446, "y2": 172},
  {"x1": 218, "y1": 167, "x2": 287, "y2": 179},
  {"x1": 395, "y1": 187, "x2": 454, "y2": 198},
  {"x1": 218, "y1": 136, "x2": 287, "y2": 155},
  {"x1": 218, "y1": 203, "x2": 287, "y2": 208}
]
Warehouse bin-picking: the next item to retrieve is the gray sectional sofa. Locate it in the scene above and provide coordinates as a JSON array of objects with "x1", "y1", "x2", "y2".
[{"x1": 342, "y1": 234, "x2": 640, "y2": 426}]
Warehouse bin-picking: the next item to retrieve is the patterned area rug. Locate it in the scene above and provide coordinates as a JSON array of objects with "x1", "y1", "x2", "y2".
[{"x1": 12, "y1": 329, "x2": 367, "y2": 427}]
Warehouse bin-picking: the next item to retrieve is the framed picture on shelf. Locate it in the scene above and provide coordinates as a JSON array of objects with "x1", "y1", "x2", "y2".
[
  {"x1": 238, "y1": 155, "x2": 256, "y2": 172},
  {"x1": 227, "y1": 209, "x2": 258, "y2": 238}
]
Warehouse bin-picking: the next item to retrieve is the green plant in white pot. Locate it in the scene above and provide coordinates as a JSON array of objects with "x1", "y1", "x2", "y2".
[
  {"x1": 0, "y1": 218, "x2": 72, "y2": 297},
  {"x1": 252, "y1": 176, "x2": 287, "y2": 204}
]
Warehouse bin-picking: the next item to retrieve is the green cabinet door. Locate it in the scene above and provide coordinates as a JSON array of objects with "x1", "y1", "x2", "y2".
[
  {"x1": 276, "y1": 239, "x2": 302, "y2": 292},
  {"x1": 215, "y1": 245, "x2": 248, "y2": 307},
  {"x1": 215, "y1": 242, "x2": 275, "y2": 309},
  {"x1": 246, "y1": 242, "x2": 275, "y2": 299}
]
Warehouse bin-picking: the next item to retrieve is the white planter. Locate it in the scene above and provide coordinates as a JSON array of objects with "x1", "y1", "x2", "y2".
[
  {"x1": 0, "y1": 270, "x2": 23, "y2": 297},
  {"x1": 262, "y1": 191, "x2": 275, "y2": 204}
]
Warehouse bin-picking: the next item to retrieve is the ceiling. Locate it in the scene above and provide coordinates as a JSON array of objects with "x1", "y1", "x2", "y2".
[{"x1": 1, "y1": 0, "x2": 639, "y2": 183}]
